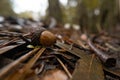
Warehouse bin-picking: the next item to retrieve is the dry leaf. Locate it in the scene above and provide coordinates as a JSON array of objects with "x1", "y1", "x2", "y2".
[{"x1": 41, "y1": 69, "x2": 68, "y2": 80}]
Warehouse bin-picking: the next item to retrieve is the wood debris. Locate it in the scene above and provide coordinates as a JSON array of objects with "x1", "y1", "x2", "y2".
[{"x1": 0, "y1": 18, "x2": 120, "y2": 80}]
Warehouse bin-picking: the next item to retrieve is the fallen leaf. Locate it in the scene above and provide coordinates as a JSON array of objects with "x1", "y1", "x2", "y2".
[{"x1": 41, "y1": 69, "x2": 68, "y2": 80}]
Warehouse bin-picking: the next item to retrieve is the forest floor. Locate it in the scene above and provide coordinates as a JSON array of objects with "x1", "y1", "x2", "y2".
[{"x1": 0, "y1": 18, "x2": 120, "y2": 80}]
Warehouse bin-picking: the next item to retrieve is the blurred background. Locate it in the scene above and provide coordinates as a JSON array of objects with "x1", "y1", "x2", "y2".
[{"x1": 0, "y1": 0, "x2": 120, "y2": 33}]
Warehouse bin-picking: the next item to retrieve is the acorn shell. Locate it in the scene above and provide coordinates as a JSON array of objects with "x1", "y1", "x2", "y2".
[
  {"x1": 40, "y1": 31, "x2": 56, "y2": 46},
  {"x1": 31, "y1": 29, "x2": 56, "y2": 46}
]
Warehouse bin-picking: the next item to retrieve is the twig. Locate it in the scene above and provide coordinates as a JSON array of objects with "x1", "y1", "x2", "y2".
[
  {"x1": 88, "y1": 54, "x2": 95, "y2": 74},
  {"x1": 96, "y1": 44, "x2": 109, "y2": 51},
  {"x1": 0, "y1": 47, "x2": 40, "y2": 78},
  {"x1": 87, "y1": 39, "x2": 116, "y2": 67},
  {"x1": 56, "y1": 57, "x2": 72, "y2": 79},
  {"x1": 105, "y1": 43, "x2": 120, "y2": 51},
  {"x1": 22, "y1": 47, "x2": 46, "y2": 71},
  {"x1": 0, "y1": 33, "x2": 31, "y2": 48},
  {"x1": 6, "y1": 47, "x2": 46, "y2": 80}
]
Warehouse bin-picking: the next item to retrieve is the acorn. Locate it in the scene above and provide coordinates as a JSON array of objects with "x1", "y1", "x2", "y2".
[{"x1": 31, "y1": 28, "x2": 56, "y2": 46}]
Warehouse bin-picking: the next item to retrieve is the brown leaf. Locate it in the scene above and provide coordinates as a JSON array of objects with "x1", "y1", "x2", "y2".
[
  {"x1": 71, "y1": 55, "x2": 104, "y2": 80},
  {"x1": 41, "y1": 69, "x2": 68, "y2": 80}
]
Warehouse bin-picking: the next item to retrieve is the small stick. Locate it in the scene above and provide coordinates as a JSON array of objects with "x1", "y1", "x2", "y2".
[
  {"x1": 0, "y1": 47, "x2": 40, "y2": 78},
  {"x1": 6, "y1": 47, "x2": 46, "y2": 80},
  {"x1": 0, "y1": 38, "x2": 17, "y2": 48},
  {"x1": 88, "y1": 54, "x2": 95, "y2": 74},
  {"x1": 96, "y1": 44, "x2": 108, "y2": 51},
  {"x1": 87, "y1": 39, "x2": 116, "y2": 67},
  {"x1": 22, "y1": 47, "x2": 46, "y2": 71},
  {"x1": 56, "y1": 57, "x2": 72, "y2": 79},
  {"x1": 105, "y1": 43, "x2": 120, "y2": 51},
  {"x1": 0, "y1": 33, "x2": 31, "y2": 48}
]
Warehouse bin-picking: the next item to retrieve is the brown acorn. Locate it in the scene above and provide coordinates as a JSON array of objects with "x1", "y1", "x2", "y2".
[
  {"x1": 31, "y1": 28, "x2": 56, "y2": 46},
  {"x1": 40, "y1": 31, "x2": 56, "y2": 46}
]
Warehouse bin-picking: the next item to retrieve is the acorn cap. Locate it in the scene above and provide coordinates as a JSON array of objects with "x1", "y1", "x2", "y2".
[
  {"x1": 40, "y1": 31, "x2": 56, "y2": 46},
  {"x1": 31, "y1": 28, "x2": 45, "y2": 46}
]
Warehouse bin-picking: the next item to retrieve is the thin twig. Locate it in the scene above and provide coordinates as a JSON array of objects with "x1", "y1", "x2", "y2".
[
  {"x1": 0, "y1": 33, "x2": 31, "y2": 48},
  {"x1": 56, "y1": 57, "x2": 72, "y2": 79},
  {"x1": 0, "y1": 47, "x2": 40, "y2": 78},
  {"x1": 22, "y1": 47, "x2": 46, "y2": 71},
  {"x1": 6, "y1": 47, "x2": 46, "y2": 80},
  {"x1": 88, "y1": 54, "x2": 95, "y2": 74},
  {"x1": 105, "y1": 43, "x2": 120, "y2": 51}
]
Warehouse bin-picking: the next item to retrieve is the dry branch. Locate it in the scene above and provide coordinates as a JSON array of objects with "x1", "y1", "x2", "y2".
[{"x1": 87, "y1": 39, "x2": 116, "y2": 67}]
